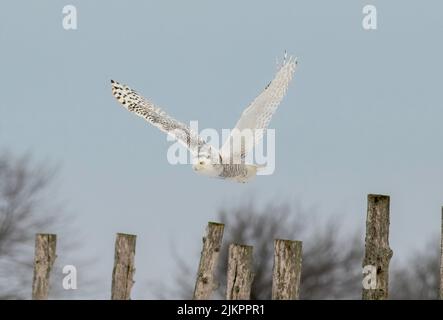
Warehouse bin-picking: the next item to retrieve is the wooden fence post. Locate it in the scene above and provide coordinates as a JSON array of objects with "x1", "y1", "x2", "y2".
[
  {"x1": 440, "y1": 207, "x2": 443, "y2": 300},
  {"x1": 272, "y1": 239, "x2": 302, "y2": 300},
  {"x1": 226, "y1": 244, "x2": 254, "y2": 300},
  {"x1": 193, "y1": 222, "x2": 224, "y2": 300},
  {"x1": 111, "y1": 233, "x2": 136, "y2": 300},
  {"x1": 362, "y1": 194, "x2": 393, "y2": 300},
  {"x1": 32, "y1": 233, "x2": 57, "y2": 300}
]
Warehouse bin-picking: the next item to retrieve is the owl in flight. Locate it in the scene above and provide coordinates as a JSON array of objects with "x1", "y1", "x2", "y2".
[{"x1": 111, "y1": 54, "x2": 297, "y2": 183}]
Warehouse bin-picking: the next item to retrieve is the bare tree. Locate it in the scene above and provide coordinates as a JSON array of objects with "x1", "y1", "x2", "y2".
[
  {"x1": 390, "y1": 238, "x2": 440, "y2": 300},
  {"x1": 0, "y1": 151, "x2": 83, "y2": 299},
  {"x1": 167, "y1": 201, "x2": 364, "y2": 299},
  {"x1": 218, "y1": 203, "x2": 364, "y2": 299}
]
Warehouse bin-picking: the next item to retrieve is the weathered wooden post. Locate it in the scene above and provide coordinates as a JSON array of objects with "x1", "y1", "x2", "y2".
[
  {"x1": 111, "y1": 233, "x2": 136, "y2": 300},
  {"x1": 32, "y1": 233, "x2": 57, "y2": 300},
  {"x1": 272, "y1": 239, "x2": 303, "y2": 300},
  {"x1": 193, "y1": 222, "x2": 225, "y2": 300},
  {"x1": 440, "y1": 207, "x2": 443, "y2": 300},
  {"x1": 226, "y1": 244, "x2": 254, "y2": 300},
  {"x1": 362, "y1": 194, "x2": 393, "y2": 300}
]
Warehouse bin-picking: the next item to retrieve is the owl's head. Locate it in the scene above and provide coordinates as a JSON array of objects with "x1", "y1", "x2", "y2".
[{"x1": 192, "y1": 146, "x2": 222, "y2": 177}]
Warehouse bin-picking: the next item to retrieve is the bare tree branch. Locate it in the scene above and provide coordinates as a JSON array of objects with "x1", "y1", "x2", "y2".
[{"x1": 0, "y1": 151, "x2": 89, "y2": 299}]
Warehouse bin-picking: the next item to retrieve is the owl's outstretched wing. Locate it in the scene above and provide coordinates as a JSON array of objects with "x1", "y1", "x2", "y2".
[
  {"x1": 219, "y1": 55, "x2": 297, "y2": 162},
  {"x1": 111, "y1": 80, "x2": 209, "y2": 156}
]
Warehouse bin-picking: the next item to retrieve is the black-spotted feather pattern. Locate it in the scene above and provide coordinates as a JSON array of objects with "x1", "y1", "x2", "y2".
[{"x1": 111, "y1": 80, "x2": 208, "y2": 155}]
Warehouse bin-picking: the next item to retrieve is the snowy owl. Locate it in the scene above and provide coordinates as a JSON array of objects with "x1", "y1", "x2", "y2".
[{"x1": 111, "y1": 54, "x2": 297, "y2": 183}]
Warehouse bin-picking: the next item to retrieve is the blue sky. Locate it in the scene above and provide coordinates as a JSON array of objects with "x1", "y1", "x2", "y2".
[{"x1": 0, "y1": 1, "x2": 442, "y2": 298}]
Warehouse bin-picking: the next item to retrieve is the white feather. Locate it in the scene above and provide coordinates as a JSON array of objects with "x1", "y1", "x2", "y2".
[{"x1": 219, "y1": 55, "x2": 297, "y2": 162}]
